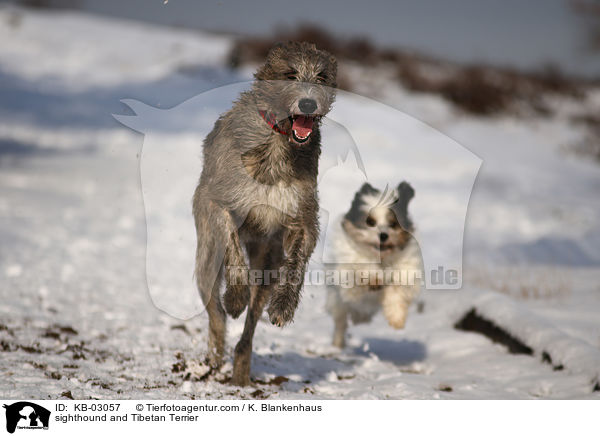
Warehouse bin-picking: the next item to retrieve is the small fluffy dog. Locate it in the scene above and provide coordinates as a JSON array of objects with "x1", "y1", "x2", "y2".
[
  {"x1": 326, "y1": 182, "x2": 422, "y2": 348},
  {"x1": 193, "y1": 41, "x2": 337, "y2": 385}
]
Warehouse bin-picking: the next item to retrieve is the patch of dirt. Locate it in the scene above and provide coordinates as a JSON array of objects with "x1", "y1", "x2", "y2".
[
  {"x1": 46, "y1": 371, "x2": 62, "y2": 380},
  {"x1": 60, "y1": 391, "x2": 74, "y2": 399},
  {"x1": 303, "y1": 386, "x2": 315, "y2": 394},
  {"x1": 0, "y1": 340, "x2": 43, "y2": 354},
  {"x1": 253, "y1": 375, "x2": 290, "y2": 386},
  {"x1": 438, "y1": 384, "x2": 453, "y2": 392},
  {"x1": 250, "y1": 389, "x2": 269, "y2": 399},
  {"x1": 171, "y1": 352, "x2": 187, "y2": 373},
  {"x1": 336, "y1": 374, "x2": 355, "y2": 381},
  {"x1": 0, "y1": 323, "x2": 15, "y2": 336},
  {"x1": 170, "y1": 324, "x2": 191, "y2": 335},
  {"x1": 171, "y1": 352, "x2": 215, "y2": 382},
  {"x1": 0, "y1": 320, "x2": 134, "y2": 394},
  {"x1": 541, "y1": 351, "x2": 565, "y2": 371}
]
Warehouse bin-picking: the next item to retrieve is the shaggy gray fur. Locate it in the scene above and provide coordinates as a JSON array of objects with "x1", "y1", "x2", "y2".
[{"x1": 192, "y1": 41, "x2": 337, "y2": 386}]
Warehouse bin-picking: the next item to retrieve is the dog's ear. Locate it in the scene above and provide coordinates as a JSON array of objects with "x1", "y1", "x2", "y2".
[
  {"x1": 328, "y1": 53, "x2": 338, "y2": 71},
  {"x1": 359, "y1": 182, "x2": 378, "y2": 195},
  {"x1": 397, "y1": 181, "x2": 415, "y2": 204},
  {"x1": 254, "y1": 42, "x2": 288, "y2": 80},
  {"x1": 392, "y1": 181, "x2": 415, "y2": 231},
  {"x1": 268, "y1": 41, "x2": 286, "y2": 57},
  {"x1": 344, "y1": 183, "x2": 377, "y2": 223},
  {"x1": 317, "y1": 49, "x2": 338, "y2": 87},
  {"x1": 328, "y1": 54, "x2": 338, "y2": 87}
]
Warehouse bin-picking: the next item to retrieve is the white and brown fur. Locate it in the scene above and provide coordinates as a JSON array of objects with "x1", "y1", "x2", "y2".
[
  {"x1": 326, "y1": 182, "x2": 422, "y2": 348},
  {"x1": 192, "y1": 41, "x2": 337, "y2": 385}
]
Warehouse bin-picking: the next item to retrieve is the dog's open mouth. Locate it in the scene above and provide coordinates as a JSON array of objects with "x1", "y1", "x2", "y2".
[
  {"x1": 377, "y1": 243, "x2": 395, "y2": 253},
  {"x1": 290, "y1": 115, "x2": 315, "y2": 144}
]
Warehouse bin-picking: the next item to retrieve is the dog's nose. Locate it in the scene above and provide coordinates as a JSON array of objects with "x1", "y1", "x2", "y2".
[
  {"x1": 299, "y1": 98, "x2": 317, "y2": 114},
  {"x1": 379, "y1": 233, "x2": 389, "y2": 242}
]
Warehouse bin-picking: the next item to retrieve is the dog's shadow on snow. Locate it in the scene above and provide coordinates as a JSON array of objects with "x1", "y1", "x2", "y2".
[
  {"x1": 252, "y1": 351, "x2": 351, "y2": 384},
  {"x1": 352, "y1": 337, "x2": 427, "y2": 366},
  {"x1": 251, "y1": 338, "x2": 426, "y2": 386}
]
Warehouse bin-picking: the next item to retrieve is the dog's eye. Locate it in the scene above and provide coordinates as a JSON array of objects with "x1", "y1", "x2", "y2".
[
  {"x1": 285, "y1": 71, "x2": 298, "y2": 80},
  {"x1": 316, "y1": 72, "x2": 328, "y2": 83},
  {"x1": 390, "y1": 221, "x2": 400, "y2": 229},
  {"x1": 366, "y1": 216, "x2": 376, "y2": 227}
]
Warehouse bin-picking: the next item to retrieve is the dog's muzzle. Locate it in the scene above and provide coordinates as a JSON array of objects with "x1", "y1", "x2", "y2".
[
  {"x1": 259, "y1": 109, "x2": 319, "y2": 146},
  {"x1": 290, "y1": 115, "x2": 314, "y2": 143}
]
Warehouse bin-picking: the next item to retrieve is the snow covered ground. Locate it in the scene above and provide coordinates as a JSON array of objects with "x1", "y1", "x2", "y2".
[{"x1": 1, "y1": 6, "x2": 599, "y2": 399}]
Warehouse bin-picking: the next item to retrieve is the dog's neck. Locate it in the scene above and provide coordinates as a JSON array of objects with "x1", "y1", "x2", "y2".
[
  {"x1": 259, "y1": 110, "x2": 289, "y2": 136},
  {"x1": 241, "y1": 114, "x2": 321, "y2": 186}
]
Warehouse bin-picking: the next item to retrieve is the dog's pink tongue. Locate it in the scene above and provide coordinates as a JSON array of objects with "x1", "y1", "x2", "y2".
[{"x1": 292, "y1": 116, "x2": 314, "y2": 137}]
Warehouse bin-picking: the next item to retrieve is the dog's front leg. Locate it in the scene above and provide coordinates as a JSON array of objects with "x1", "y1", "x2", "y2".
[
  {"x1": 381, "y1": 285, "x2": 415, "y2": 329},
  {"x1": 267, "y1": 226, "x2": 315, "y2": 327},
  {"x1": 231, "y1": 239, "x2": 283, "y2": 386},
  {"x1": 222, "y1": 210, "x2": 250, "y2": 318}
]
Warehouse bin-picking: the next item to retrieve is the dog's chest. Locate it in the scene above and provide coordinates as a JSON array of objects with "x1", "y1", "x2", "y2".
[{"x1": 245, "y1": 181, "x2": 302, "y2": 233}]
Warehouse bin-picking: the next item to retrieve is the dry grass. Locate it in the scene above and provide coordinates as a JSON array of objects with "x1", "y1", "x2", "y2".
[
  {"x1": 398, "y1": 63, "x2": 584, "y2": 116},
  {"x1": 227, "y1": 24, "x2": 380, "y2": 68},
  {"x1": 229, "y1": 25, "x2": 588, "y2": 117}
]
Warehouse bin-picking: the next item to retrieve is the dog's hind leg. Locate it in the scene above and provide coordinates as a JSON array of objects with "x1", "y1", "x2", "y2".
[
  {"x1": 194, "y1": 195, "x2": 231, "y2": 368},
  {"x1": 332, "y1": 309, "x2": 348, "y2": 348},
  {"x1": 195, "y1": 240, "x2": 226, "y2": 369},
  {"x1": 204, "y1": 274, "x2": 227, "y2": 368},
  {"x1": 326, "y1": 286, "x2": 348, "y2": 348},
  {"x1": 232, "y1": 239, "x2": 283, "y2": 386}
]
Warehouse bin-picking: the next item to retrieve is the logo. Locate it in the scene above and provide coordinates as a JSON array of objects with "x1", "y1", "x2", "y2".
[
  {"x1": 114, "y1": 81, "x2": 481, "y2": 319},
  {"x1": 2, "y1": 402, "x2": 50, "y2": 434}
]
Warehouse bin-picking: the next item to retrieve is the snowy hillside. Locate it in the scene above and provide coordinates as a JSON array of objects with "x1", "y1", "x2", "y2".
[{"x1": 1, "y1": 6, "x2": 599, "y2": 399}]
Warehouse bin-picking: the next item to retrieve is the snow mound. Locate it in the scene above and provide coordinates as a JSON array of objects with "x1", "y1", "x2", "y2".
[{"x1": 451, "y1": 289, "x2": 600, "y2": 390}]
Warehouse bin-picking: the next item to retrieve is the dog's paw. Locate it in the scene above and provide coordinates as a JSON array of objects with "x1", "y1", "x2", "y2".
[
  {"x1": 332, "y1": 335, "x2": 346, "y2": 349},
  {"x1": 267, "y1": 286, "x2": 299, "y2": 327},
  {"x1": 386, "y1": 313, "x2": 407, "y2": 329},
  {"x1": 230, "y1": 371, "x2": 251, "y2": 387},
  {"x1": 205, "y1": 352, "x2": 224, "y2": 370},
  {"x1": 223, "y1": 284, "x2": 249, "y2": 318}
]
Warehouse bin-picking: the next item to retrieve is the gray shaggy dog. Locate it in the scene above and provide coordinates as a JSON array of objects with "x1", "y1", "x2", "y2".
[{"x1": 192, "y1": 41, "x2": 337, "y2": 386}]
